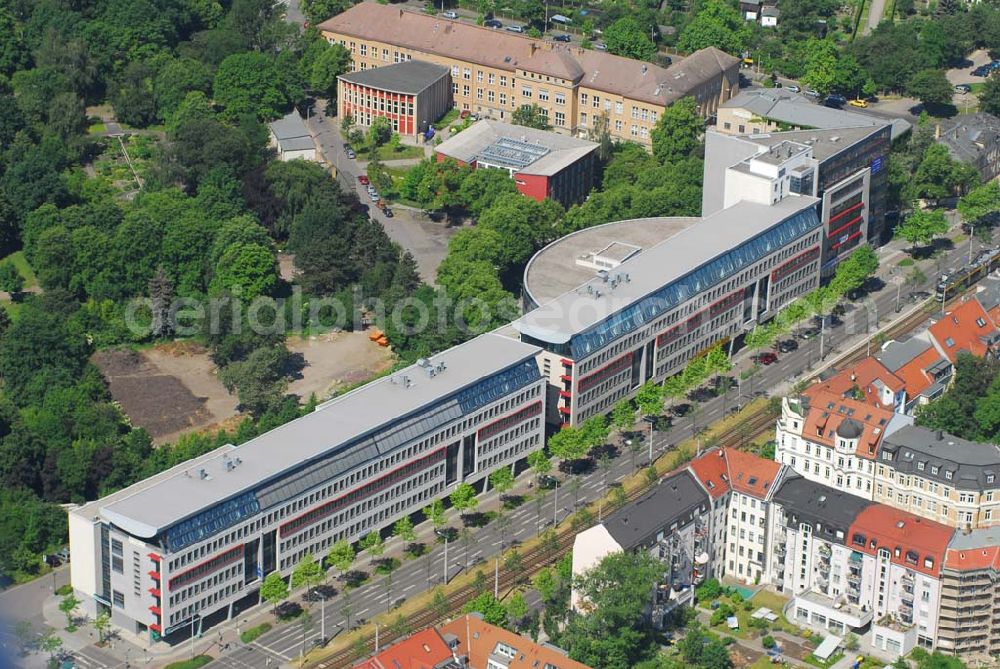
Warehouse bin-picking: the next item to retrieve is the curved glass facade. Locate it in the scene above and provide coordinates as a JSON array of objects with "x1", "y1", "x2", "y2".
[{"x1": 569, "y1": 207, "x2": 820, "y2": 358}]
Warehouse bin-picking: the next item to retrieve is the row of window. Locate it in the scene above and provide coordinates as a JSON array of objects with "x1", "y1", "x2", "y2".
[{"x1": 168, "y1": 565, "x2": 241, "y2": 608}]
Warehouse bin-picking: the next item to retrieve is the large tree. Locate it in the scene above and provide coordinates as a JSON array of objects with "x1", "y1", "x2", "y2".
[
  {"x1": 907, "y1": 69, "x2": 954, "y2": 108},
  {"x1": 561, "y1": 551, "x2": 663, "y2": 669},
  {"x1": 651, "y1": 97, "x2": 702, "y2": 164},
  {"x1": 511, "y1": 104, "x2": 551, "y2": 130},
  {"x1": 677, "y1": 0, "x2": 751, "y2": 55},
  {"x1": 213, "y1": 52, "x2": 291, "y2": 120},
  {"x1": 603, "y1": 17, "x2": 657, "y2": 61},
  {"x1": 894, "y1": 209, "x2": 949, "y2": 249}
]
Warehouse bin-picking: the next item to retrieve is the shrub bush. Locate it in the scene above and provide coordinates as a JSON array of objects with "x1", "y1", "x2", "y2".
[
  {"x1": 240, "y1": 623, "x2": 272, "y2": 644},
  {"x1": 762, "y1": 635, "x2": 776, "y2": 649}
]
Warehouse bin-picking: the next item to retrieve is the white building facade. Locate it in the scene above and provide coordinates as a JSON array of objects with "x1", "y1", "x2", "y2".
[{"x1": 69, "y1": 334, "x2": 545, "y2": 640}]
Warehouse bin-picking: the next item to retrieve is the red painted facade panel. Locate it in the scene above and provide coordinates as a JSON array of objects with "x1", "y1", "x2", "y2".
[{"x1": 513, "y1": 172, "x2": 549, "y2": 202}]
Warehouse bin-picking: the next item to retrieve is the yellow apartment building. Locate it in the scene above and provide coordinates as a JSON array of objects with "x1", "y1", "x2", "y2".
[{"x1": 318, "y1": 3, "x2": 740, "y2": 147}]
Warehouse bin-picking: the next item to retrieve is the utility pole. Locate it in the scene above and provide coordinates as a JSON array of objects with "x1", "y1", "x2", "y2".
[
  {"x1": 319, "y1": 591, "x2": 326, "y2": 646},
  {"x1": 494, "y1": 555, "x2": 500, "y2": 598},
  {"x1": 970, "y1": 225, "x2": 976, "y2": 263}
]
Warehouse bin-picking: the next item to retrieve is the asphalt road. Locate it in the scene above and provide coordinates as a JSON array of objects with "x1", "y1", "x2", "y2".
[
  {"x1": 192, "y1": 228, "x2": 986, "y2": 669},
  {"x1": 305, "y1": 109, "x2": 455, "y2": 283}
]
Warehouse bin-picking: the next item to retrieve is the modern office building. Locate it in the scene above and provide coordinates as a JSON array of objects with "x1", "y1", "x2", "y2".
[
  {"x1": 434, "y1": 119, "x2": 598, "y2": 206},
  {"x1": 68, "y1": 334, "x2": 545, "y2": 640},
  {"x1": 874, "y1": 426, "x2": 1000, "y2": 530},
  {"x1": 704, "y1": 125, "x2": 892, "y2": 270},
  {"x1": 571, "y1": 469, "x2": 711, "y2": 621},
  {"x1": 318, "y1": 3, "x2": 740, "y2": 148},
  {"x1": 515, "y1": 194, "x2": 822, "y2": 426},
  {"x1": 775, "y1": 392, "x2": 913, "y2": 496},
  {"x1": 338, "y1": 59, "x2": 451, "y2": 137}
]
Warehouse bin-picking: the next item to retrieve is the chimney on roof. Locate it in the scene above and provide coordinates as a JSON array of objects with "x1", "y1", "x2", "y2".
[
  {"x1": 399, "y1": 8, "x2": 404, "y2": 17},
  {"x1": 935, "y1": 430, "x2": 944, "y2": 441},
  {"x1": 530, "y1": 42, "x2": 538, "y2": 56},
  {"x1": 642, "y1": 64, "x2": 648, "y2": 75},
  {"x1": 935, "y1": 123, "x2": 941, "y2": 140}
]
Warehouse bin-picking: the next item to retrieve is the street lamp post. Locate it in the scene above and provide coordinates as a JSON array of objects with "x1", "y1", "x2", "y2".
[
  {"x1": 970, "y1": 225, "x2": 976, "y2": 263},
  {"x1": 553, "y1": 479, "x2": 560, "y2": 526},
  {"x1": 435, "y1": 529, "x2": 449, "y2": 584}
]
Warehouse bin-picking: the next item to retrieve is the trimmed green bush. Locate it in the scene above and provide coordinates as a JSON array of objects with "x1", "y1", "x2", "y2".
[{"x1": 240, "y1": 623, "x2": 272, "y2": 644}]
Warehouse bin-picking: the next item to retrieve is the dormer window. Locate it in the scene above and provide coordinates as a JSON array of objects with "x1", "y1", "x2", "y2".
[
  {"x1": 977, "y1": 318, "x2": 987, "y2": 328},
  {"x1": 945, "y1": 337, "x2": 955, "y2": 347},
  {"x1": 945, "y1": 471, "x2": 953, "y2": 480}
]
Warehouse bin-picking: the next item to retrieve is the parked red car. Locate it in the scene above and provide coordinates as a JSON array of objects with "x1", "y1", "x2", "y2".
[
  {"x1": 752, "y1": 352, "x2": 778, "y2": 365},
  {"x1": 358, "y1": 175, "x2": 370, "y2": 185}
]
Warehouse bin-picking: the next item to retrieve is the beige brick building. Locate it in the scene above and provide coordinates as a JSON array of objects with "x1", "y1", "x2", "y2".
[{"x1": 317, "y1": 3, "x2": 740, "y2": 148}]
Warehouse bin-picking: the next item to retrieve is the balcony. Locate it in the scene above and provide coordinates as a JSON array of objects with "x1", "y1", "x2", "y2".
[
  {"x1": 148, "y1": 570, "x2": 161, "y2": 581},
  {"x1": 149, "y1": 605, "x2": 162, "y2": 616},
  {"x1": 901, "y1": 571, "x2": 914, "y2": 584},
  {"x1": 849, "y1": 551, "x2": 863, "y2": 564},
  {"x1": 818, "y1": 543, "x2": 832, "y2": 556},
  {"x1": 775, "y1": 543, "x2": 786, "y2": 557},
  {"x1": 149, "y1": 587, "x2": 161, "y2": 598}
]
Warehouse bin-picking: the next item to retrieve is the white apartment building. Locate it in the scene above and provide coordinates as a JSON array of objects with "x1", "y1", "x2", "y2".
[
  {"x1": 775, "y1": 392, "x2": 913, "y2": 497},
  {"x1": 847, "y1": 504, "x2": 950, "y2": 655},
  {"x1": 769, "y1": 475, "x2": 951, "y2": 657},
  {"x1": 769, "y1": 476, "x2": 876, "y2": 636},
  {"x1": 68, "y1": 334, "x2": 545, "y2": 641},
  {"x1": 689, "y1": 448, "x2": 788, "y2": 585}
]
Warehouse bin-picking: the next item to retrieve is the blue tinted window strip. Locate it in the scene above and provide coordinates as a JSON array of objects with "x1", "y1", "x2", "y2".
[{"x1": 569, "y1": 208, "x2": 820, "y2": 358}]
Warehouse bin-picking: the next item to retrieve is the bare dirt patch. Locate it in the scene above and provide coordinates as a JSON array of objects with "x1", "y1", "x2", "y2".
[
  {"x1": 287, "y1": 331, "x2": 395, "y2": 401},
  {"x1": 93, "y1": 344, "x2": 236, "y2": 444},
  {"x1": 95, "y1": 334, "x2": 394, "y2": 443}
]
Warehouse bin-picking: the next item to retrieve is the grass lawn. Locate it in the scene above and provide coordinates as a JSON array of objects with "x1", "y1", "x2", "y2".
[
  {"x1": 435, "y1": 108, "x2": 460, "y2": 127},
  {"x1": 375, "y1": 143, "x2": 426, "y2": 161},
  {"x1": 750, "y1": 657, "x2": 775, "y2": 669},
  {"x1": 4, "y1": 251, "x2": 38, "y2": 289},
  {"x1": 804, "y1": 651, "x2": 844, "y2": 669},
  {"x1": 1, "y1": 299, "x2": 23, "y2": 321},
  {"x1": 88, "y1": 122, "x2": 107, "y2": 134}
]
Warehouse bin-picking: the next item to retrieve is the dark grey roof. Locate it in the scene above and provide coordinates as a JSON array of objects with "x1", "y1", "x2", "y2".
[
  {"x1": 269, "y1": 111, "x2": 309, "y2": 140},
  {"x1": 880, "y1": 425, "x2": 1000, "y2": 491},
  {"x1": 772, "y1": 474, "x2": 873, "y2": 544},
  {"x1": 602, "y1": 469, "x2": 709, "y2": 550},
  {"x1": 936, "y1": 113, "x2": 1000, "y2": 169},
  {"x1": 837, "y1": 418, "x2": 864, "y2": 439},
  {"x1": 975, "y1": 276, "x2": 1000, "y2": 313},
  {"x1": 722, "y1": 89, "x2": 911, "y2": 140},
  {"x1": 339, "y1": 60, "x2": 450, "y2": 94},
  {"x1": 876, "y1": 336, "x2": 934, "y2": 372}
]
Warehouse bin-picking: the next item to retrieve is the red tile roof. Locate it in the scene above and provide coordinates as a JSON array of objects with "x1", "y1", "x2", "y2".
[
  {"x1": 892, "y1": 345, "x2": 947, "y2": 400},
  {"x1": 805, "y1": 357, "x2": 902, "y2": 411},
  {"x1": 688, "y1": 448, "x2": 782, "y2": 500},
  {"x1": 944, "y1": 545, "x2": 1000, "y2": 572},
  {"x1": 801, "y1": 390, "x2": 896, "y2": 460},
  {"x1": 927, "y1": 299, "x2": 999, "y2": 363},
  {"x1": 354, "y1": 628, "x2": 454, "y2": 669},
  {"x1": 440, "y1": 615, "x2": 592, "y2": 669},
  {"x1": 847, "y1": 506, "x2": 953, "y2": 577},
  {"x1": 688, "y1": 448, "x2": 731, "y2": 499}
]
